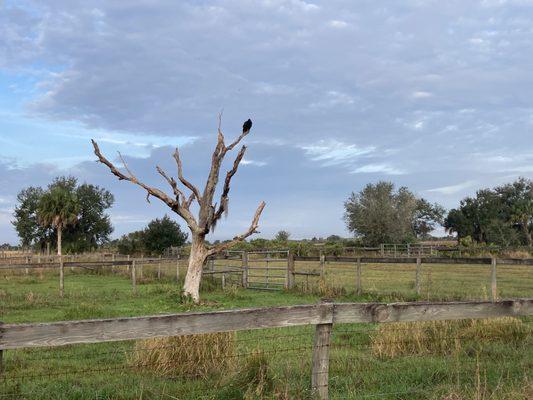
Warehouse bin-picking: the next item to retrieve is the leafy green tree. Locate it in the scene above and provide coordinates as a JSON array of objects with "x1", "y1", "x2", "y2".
[
  {"x1": 274, "y1": 230, "x2": 290, "y2": 242},
  {"x1": 37, "y1": 186, "x2": 79, "y2": 297},
  {"x1": 12, "y1": 176, "x2": 114, "y2": 252},
  {"x1": 413, "y1": 199, "x2": 445, "y2": 238},
  {"x1": 344, "y1": 181, "x2": 444, "y2": 245},
  {"x1": 116, "y1": 231, "x2": 146, "y2": 255},
  {"x1": 12, "y1": 186, "x2": 53, "y2": 250},
  {"x1": 326, "y1": 235, "x2": 342, "y2": 242},
  {"x1": 143, "y1": 215, "x2": 188, "y2": 255},
  {"x1": 496, "y1": 178, "x2": 533, "y2": 246},
  {"x1": 445, "y1": 178, "x2": 532, "y2": 246},
  {"x1": 66, "y1": 183, "x2": 114, "y2": 252}
]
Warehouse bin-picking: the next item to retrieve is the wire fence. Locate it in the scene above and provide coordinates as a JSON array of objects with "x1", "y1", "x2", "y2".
[
  {"x1": 1, "y1": 317, "x2": 531, "y2": 399},
  {"x1": 1, "y1": 252, "x2": 532, "y2": 299}
]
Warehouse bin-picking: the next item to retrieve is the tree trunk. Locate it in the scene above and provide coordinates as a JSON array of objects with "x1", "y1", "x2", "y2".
[
  {"x1": 182, "y1": 234, "x2": 208, "y2": 302},
  {"x1": 520, "y1": 218, "x2": 532, "y2": 246},
  {"x1": 57, "y1": 225, "x2": 64, "y2": 298}
]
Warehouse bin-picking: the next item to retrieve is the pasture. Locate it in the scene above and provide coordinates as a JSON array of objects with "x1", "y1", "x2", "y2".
[{"x1": 0, "y1": 257, "x2": 532, "y2": 399}]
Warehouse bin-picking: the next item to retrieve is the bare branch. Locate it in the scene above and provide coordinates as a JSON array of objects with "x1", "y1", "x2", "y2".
[
  {"x1": 185, "y1": 192, "x2": 195, "y2": 208},
  {"x1": 226, "y1": 119, "x2": 252, "y2": 151},
  {"x1": 207, "y1": 201, "x2": 266, "y2": 256},
  {"x1": 156, "y1": 165, "x2": 187, "y2": 205},
  {"x1": 173, "y1": 148, "x2": 202, "y2": 203},
  {"x1": 91, "y1": 139, "x2": 199, "y2": 231},
  {"x1": 212, "y1": 145, "x2": 246, "y2": 226},
  {"x1": 118, "y1": 152, "x2": 135, "y2": 178}
]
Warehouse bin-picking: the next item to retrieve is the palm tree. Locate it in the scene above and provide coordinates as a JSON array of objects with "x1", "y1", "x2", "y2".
[{"x1": 37, "y1": 187, "x2": 79, "y2": 297}]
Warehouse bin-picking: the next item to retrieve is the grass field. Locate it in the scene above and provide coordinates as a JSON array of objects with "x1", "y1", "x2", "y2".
[{"x1": 0, "y1": 261, "x2": 532, "y2": 399}]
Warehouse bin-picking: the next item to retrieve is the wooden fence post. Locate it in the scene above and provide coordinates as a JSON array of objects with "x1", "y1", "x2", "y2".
[
  {"x1": 131, "y1": 260, "x2": 137, "y2": 294},
  {"x1": 59, "y1": 255, "x2": 64, "y2": 298},
  {"x1": 311, "y1": 301, "x2": 333, "y2": 400},
  {"x1": 491, "y1": 258, "x2": 498, "y2": 302},
  {"x1": 319, "y1": 252, "x2": 326, "y2": 282},
  {"x1": 176, "y1": 254, "x2": 180, "y2": 283},
  {"x1": 415, "y1": 257, "x2": 422, "y2": 296},
  {"x1": 286, "y1": 251, "x2": 295, "y2": 289},
  {"x1": 356, "y1": 258, "x2": 362, "y2": 295},
  {"x1": 0, "y1": 321, "x2": 3, "y2": 378},
  {"x1": 242, "y1": 251, "x2": 249, "y2": 288},
  {"x1": 380, "y1": 243, "x2": 384, "y2": 256},
  {"x1": 157, "y1": 255, "x2": 162, "y2": 280}
]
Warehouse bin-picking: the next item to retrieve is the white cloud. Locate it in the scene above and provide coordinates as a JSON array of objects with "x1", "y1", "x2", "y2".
[
  {"x1": 427, "y1": 180, "x2": 476, "y2": 195},
  {"x1": 302, "y1": 140, "x2": 375, "y2": 167},
  {"x1": 412, "y1": 91, "x2": 433, "y2": 99},
  {"x1": 309, "y1": 91, "x2": 359, "y2": 109},
  {"x1": 241, "y1": 158, "x2": 267, "y2": 167},
  {"x1": 110, "y1": 214, "x2": 151, "y2": 224},
  {"x1": 0, "y1": 207, "x2": 13, "y2": 225},
  {"x1": 328, "y1": 20, "x2": 348, "y2": 29},
  {"x1": 0, "y1": 196, "x2": 14, "y2": 205},
  {"x1": 351, "y1": 164, "x2": 404, "y2": 175}
]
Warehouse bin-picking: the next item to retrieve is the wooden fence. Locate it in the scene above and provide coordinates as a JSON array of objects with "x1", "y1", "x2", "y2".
[
  {"x1": 2, "y1": 252, "x2": 533, "y2": 299},
  {"x1": 1, "y1": 298, "x2": 532, "y2": 399},
  {"x1": 294, "y1": 255, "x2": 533, "y2": 300}
]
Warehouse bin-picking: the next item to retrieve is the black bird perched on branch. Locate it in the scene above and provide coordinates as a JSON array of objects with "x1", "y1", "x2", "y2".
[{"x1": 243, "y1": 119, "x2": 252, "y2": 133}]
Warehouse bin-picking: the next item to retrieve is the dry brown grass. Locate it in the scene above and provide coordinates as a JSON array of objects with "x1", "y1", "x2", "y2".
[
  {"x1": 371, "y1": 317, "x2": 529, "y2": 358},
  {"x1": 501, "y1": 250, "x2": 532, "y2": 259},
  {"x1": 128, "y1": 331, "x2": 236, "y2": 378}
]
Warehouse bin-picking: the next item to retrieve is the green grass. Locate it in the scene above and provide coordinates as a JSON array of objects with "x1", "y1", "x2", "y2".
[
  {"x1": 294, "y1": 260, "x2": 533, "y2": 301},
  {"x1": 0, "y1": 262, "x2": 532, "y2": 399}
]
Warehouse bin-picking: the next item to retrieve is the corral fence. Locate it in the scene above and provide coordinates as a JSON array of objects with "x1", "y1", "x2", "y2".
[
  {"x1": 2, "y1": 252, "x2": 533, "y2": 300},
  {"x1": 0, "y1": 299, "x2": 532, "y2": 399}
]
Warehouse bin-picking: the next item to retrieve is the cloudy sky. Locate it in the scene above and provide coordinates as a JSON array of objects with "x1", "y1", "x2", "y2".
[{"x1": 1, "y1": 0, "x2": 533, "y2": 244}]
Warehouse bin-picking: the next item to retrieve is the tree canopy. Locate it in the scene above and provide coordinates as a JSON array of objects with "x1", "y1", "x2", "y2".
[
  {"x1": 116, "y1": 215, "x2": 188, "y2": 255},
  {"x1": 37, "y1": 186, "x2": 79, "y2": 231},
  {"x1": 344, "y1": 181, "x2": 444, "y2": 245},
  {"x1": 444, "y1": 177, "x2": 532, "y2": 246},
  {"x1": 274, "y1": 230, "x2": 290, "y2": 242},
  {"x1": 12, "y1": 176, "x2": 114, "y2": 252}
]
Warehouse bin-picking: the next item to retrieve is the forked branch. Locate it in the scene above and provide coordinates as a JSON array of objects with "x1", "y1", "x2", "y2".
[
  {"x1": 212, "y1": 145, "x2": 247, "y2": 224},
  {"x1": 173, "y1": 148, "x2": 202, "y2": 203},
  {"x1": 207, "y1": 201, "x2": 266, "y2": 256},
  {"x1": 156, "y1": 165, "x2": 187, "y2": 205},
  {"x1": 91, "y1": 139, "x2": 198, "y2": 231}
]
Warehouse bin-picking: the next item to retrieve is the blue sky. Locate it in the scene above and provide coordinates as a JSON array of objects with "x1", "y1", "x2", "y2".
[{"x1": 1, "y1": 0, "x2": 533, "y2": 244}]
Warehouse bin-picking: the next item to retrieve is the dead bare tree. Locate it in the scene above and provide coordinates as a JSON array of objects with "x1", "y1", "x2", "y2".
[{"x1": 91, "y1": 118, "x2": 265, "y2": 302}]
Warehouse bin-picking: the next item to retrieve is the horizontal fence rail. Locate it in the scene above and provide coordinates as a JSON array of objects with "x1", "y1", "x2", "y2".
[
  {"x1": 1, "y1": 299, "x2": 532, "y2": 351},
  {"x1": 1, "y1": 299, "x2": 532, "y2": 399},
  {"x1": 294, "y1": 255, "x2": 533, "y2": 265}
]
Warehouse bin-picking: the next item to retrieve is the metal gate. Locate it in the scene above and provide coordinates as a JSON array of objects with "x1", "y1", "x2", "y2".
[{"x1": 246, "y1": 250, "x2": 289, "y2": 290}]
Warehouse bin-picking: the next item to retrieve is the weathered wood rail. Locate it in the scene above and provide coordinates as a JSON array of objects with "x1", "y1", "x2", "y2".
[
  {"x1": 294, "y1": 255, "x2": 533, "y2": 300},
  {"x1": 3, "y1": 253, "x2": 532, "y2": 299},
  {"x1": 1, "y1": 299, "x2": 530, "y2": 350},
  {"x1": 1, "y1": 299, "x2": 532, "y2": 399},
  {"x1": 294, "y1": 255, "x2": 533, "y2": 265}
]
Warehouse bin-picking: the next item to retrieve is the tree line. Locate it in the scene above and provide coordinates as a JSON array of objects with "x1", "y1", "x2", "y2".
[
  {"x1": 12, "y1": 176, "x2": 532, "y2": 254},
  {"x1": 343, "y1": 178, "x2": 531, "y2": 247},
  {"x1": 12, "y1": 176, "x2": 114, "y2": 254}
]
